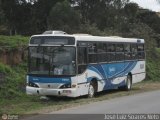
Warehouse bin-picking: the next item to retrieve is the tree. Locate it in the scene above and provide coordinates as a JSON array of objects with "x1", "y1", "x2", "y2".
[
  {"x1": 30, "y1": 0, "x2": 64, "y2": 34},
  {"x1": 47, "y1": 0, "x2": 80, "y2": 33},
  {"x1": 1, "y1": 0, "x2": 35, "y2": 35},
  {"x1": 137, "y1": 9, "x2": 160, "y2": 34},
  {"x1": 0, "y1": 0, "x2": 5, "y2": 24},
  {"x1": 1, "y1": 0, "x2": 18, "y2": 35},
  {"x1": 14, "y1": 2, "x2": 33, "y2": 35},
  {"x1": 0, "y1": 0, "x2": 63, "y2": 35},
  {"x1": 72, "y1": 0, "x2": 129, "y2": 30},
  {"x1": 0, "y1": 0, "x2": 8, "y2": 34},
  {"x1": 124, "y1": 2, "x2": 139, "y2": 21}
]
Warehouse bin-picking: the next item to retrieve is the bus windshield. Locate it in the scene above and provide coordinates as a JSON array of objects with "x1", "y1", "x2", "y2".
[{"x1": 28, "y1": 46, "x2": 76, "y2": 75}]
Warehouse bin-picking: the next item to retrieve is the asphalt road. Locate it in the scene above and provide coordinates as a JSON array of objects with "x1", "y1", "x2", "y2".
[{"x1": 22, "y1": 90, "x2": 160, "y2": 120}]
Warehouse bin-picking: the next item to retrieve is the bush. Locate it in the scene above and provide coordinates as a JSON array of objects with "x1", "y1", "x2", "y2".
[
  {"x1": 0, "y1": 62, "x2": 27, "y2": 99},
  {"x1": 0, "y1": 35, "x2": 29, "y2": 51}
]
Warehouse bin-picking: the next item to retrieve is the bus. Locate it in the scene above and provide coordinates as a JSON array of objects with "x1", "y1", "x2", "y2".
[{"x1": 26, "y1": 31, "x2": 146, "y2": 98}]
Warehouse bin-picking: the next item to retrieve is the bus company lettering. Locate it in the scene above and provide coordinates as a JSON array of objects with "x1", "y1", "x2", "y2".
[
  {"x1": 62, "y1": 79, "x2": 69, "y2": 82},
  {"x1": 109, "y1": 67, "x2": 116, "y2": 73}
]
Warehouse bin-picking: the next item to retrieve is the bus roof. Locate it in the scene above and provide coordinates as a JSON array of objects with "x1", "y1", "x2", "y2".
[{"x1": 31, "y1": 34, "x2": 144, "y2": 44}]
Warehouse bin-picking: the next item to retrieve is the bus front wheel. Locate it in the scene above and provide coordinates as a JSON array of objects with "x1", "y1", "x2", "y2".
[{"x1": 88, "y1": 81, "x2": 96, "y2": 98}]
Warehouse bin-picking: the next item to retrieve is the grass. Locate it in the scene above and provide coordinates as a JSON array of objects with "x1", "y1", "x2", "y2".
[
  {"x1": 0, "y1": 62, "x2": 26, "y2": 100},
  {"x1": 0, "y1": 35, "x2": 29, "y2": 51},
  {"x1": 146, "y1": 48, "x2": 160, "y2": 81}
]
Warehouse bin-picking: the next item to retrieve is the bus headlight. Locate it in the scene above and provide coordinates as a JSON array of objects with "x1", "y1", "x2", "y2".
[
  {"x1": 28, "y1": 81, "x2": 39, "y2": 88},
  {"x1": 59, "y1": 84, "x2": 71, "y2": 89}
]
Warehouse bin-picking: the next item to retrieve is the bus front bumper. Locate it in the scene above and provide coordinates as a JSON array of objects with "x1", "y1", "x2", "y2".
[{"x1": 26, "y1": 86, "x2": 77, "y2": 97}]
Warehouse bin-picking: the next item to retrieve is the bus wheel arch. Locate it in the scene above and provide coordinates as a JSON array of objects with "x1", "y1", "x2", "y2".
[{"x1": 88, "y1": 78, "x2": 98, "y2": 98}]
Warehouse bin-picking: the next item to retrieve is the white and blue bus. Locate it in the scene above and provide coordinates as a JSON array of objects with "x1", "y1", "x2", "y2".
[{"x1": 26, "y1": 31, "x2": 146, "y2": 98}]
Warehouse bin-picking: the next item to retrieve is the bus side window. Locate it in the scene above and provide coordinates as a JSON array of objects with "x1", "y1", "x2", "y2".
[
  {"x1": 124, "y1": 44, "x2": 132, "y2": 60},
  {"x1": 116, "y1": 44, "x2": 124, "y2": 61},
  {"x1": 97, "y1": 42, "x2": 105, "y2": 53},
  {"x1": 97, "y1": 42, "x2": 107, "y2": 62},
  {"x1": 88, "y1": 43, "x2": 98, "y2": 63},
  {"x1": 77, "y1": 47, "x2": 87, "y2": 74},
  {"x1": 131, "y1": 44, "x2": 138, "y2": 59},
  {"x1": 88, "y1": 43, "x2": 97, "y2": 53},
  {"x1": 78, "y1": 47, "x2": 87, "y2": 64},
  {"x1": 137, "y1": 44, "x2": 145, "y2": 59},
  {"x1": 107, "y1": 43, "x2": 116, "y2": 62}
]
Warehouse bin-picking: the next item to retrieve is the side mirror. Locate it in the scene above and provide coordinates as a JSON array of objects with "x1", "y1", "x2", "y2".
[
  {"x1": 72, "y1": 61, "x2": 76, "y2": 67},
  {"x1": 72, "y1": 61, "x2": 75, "y2": 64}
]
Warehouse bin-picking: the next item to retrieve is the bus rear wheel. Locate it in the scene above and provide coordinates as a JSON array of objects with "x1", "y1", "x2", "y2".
[
  {"x1": 125, "y1": 75, "x2": 132, "y2": 91},
  {"x1": 119, "y1": 75, "x2": 132, "y2": 91},
  {"x1": 88, "y1": 81, "x2": 96, "y2": 98}
]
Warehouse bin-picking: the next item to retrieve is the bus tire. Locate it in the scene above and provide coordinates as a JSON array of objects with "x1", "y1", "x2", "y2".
[
  {"x1": 125, "y1": 75, "x2": 132, "y2": 91},
  {"x1": 119, "y1": 75, "x2": 132, "y2": 91},
  {"x1": 88, "y1": 81, "x2": 96, "y2": 98}
]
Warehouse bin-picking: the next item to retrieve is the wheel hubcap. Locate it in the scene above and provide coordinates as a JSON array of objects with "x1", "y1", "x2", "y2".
[
  {"x1": 127, "y1": 78, "x2": 131, "y2": 89},
  {"x1": 89, "y1": 85, "x2": 94, "y2": 97}
]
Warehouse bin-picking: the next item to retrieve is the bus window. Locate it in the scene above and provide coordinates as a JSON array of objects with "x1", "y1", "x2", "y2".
[
  {"x1": 137, "y1": 44, "x2": 144, "y2": 51},
  {"x1": 137, "y1": 44, "x2": 145, "y2": 59},
  {"x1": 77, "y1": 47, "x2": 87, "y2": 74},
  {"x1": 88, "y1": 43, "x2": 97, "y2": 53},
  {"x1": 116, "y1": 44, "x2": 124, "y2": 52},
  {"x1": 29, "y1": 46, "x2": 76, "y2": 75},
  {"x1": 78, "y1": 47, "x2": 87, "y2": 64},
  {"x1": 107, "y1": 44, "x2": 116, "y2": 62},
  {"x1": 97, "y1": 43, "x2": 107, "y2": 63},
  {"x1": 88, "y1": 54, "x2": 97, "y2": 63},
  {"x1": 97, "y1": 42, "x2": 105, "y2": 53},
  {"x1": 116, "y1": 44, "x2": 124, "y2": 61},
  {"x1": 124, "y1": 44, "x2": 132, "y2": 60},
  {"x1": 131, "y1": 44, "x2": 138, "y2": 59},
  {"x1": 107, "y1": 44, "x2": 115, "y2": 52},
  {"x1": 88, "y1": 43, "x2": 98, "y2": 63}
]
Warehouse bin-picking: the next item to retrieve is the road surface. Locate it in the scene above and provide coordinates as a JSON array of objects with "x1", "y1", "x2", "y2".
[{"x1": 23, "y1": 90, "x2": 160, "y2": 120}]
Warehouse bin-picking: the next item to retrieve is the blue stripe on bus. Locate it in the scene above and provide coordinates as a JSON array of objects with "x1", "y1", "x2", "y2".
[
  {"x1": 88, "y1": 61, "x2": 137, "y2": 79},
  {"x1": 92, "y1": 64, "x2": 107, "y2": 79},
  {"x1": 88, "y1": 66, "x2": 105, "y2": 79},
  {"x1": 103, "y1": 78, "x2": 126, "y2": 90},
  {"x1": 28, "y1": 76, "x2": 71, "y2": 84}
]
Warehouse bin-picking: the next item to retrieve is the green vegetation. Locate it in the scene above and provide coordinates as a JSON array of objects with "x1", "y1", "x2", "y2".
[
  {"x1": 0, "y1": 35, "x2": 28, "y2": 50},
  {"x1": 0, "y1": 62, "x2": 26, "y2": 99},
  {"x1": 0, "y1": 62, "x2": 32, "y2": 114},
  {"x1": 146, "y1": 48, "x2": 160, "y2": 81}
]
